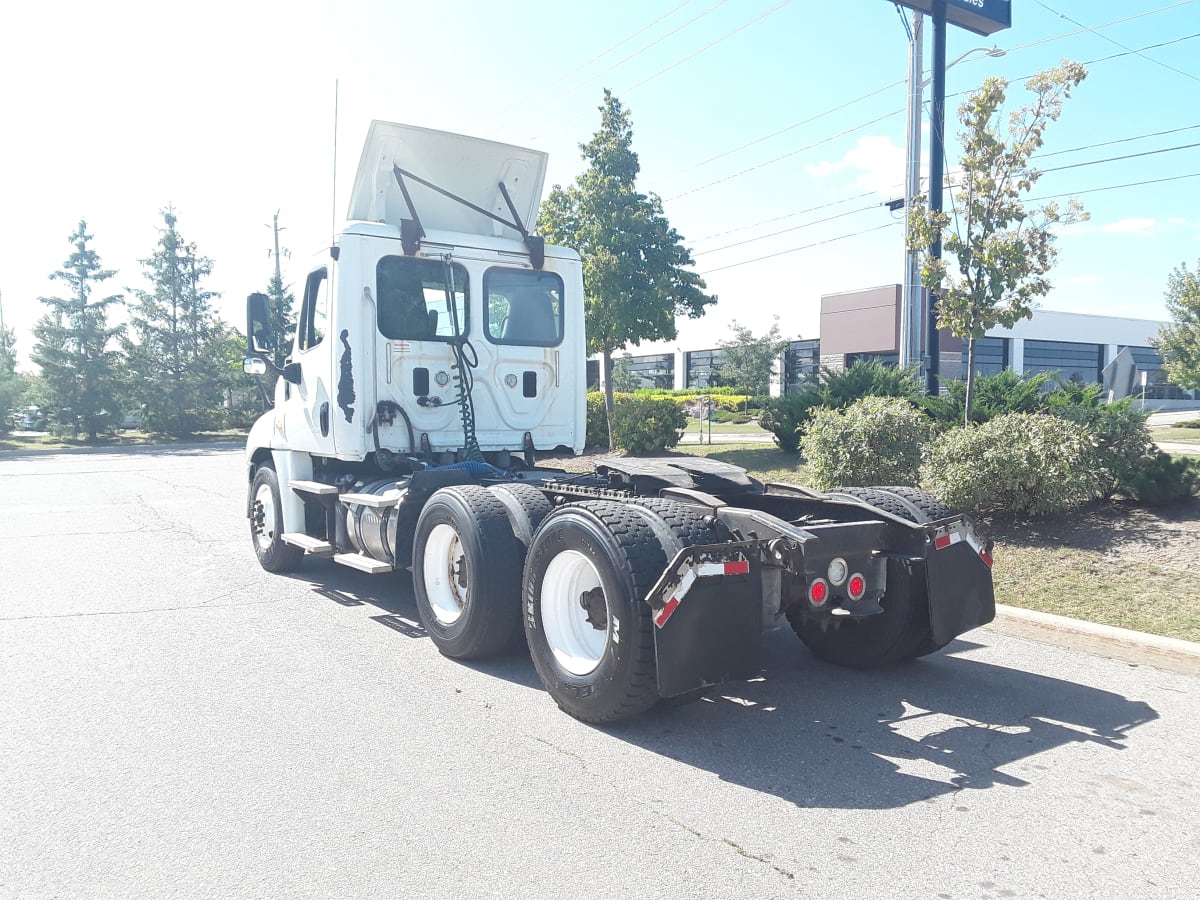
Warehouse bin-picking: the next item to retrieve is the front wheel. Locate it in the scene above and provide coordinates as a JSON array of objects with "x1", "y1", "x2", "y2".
[{"x1": 249, "y1": 464, "x2": 304, "y2": 573}]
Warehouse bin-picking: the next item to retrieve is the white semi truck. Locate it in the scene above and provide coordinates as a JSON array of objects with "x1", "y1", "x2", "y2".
[{"x1": 243, "y1": 121, "x2": 996, "y2": 723}]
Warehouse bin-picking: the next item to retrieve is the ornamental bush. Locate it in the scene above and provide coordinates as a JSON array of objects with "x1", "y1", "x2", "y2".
[
  {"x1": 1120, "y1": 450, "x2": 1200, "y2": 504},
  {"x1": 610, "y1": 396, "x2": 687, "y2": 454},
  {"x1": 759, "y1": 390, "x2": 822, "y2": 454},
  {"x1": 801, "y1": 396, "x2": 930, "y2": 489},
  {"x1": 922, "y1": 412, "x2": 1102, "y2": 516}
]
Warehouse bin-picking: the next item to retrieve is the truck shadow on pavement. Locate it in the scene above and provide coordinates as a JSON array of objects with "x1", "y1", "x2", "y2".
[{"x1": 287, "y1": 563, "x2": 1160, "y2": 811}]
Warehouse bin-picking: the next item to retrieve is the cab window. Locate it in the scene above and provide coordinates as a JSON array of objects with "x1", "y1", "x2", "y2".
[
  {"x1": 299, "y1": 268, "x2": 328, "y2": 351},
  {"x1": 377, "y1": 256, "x2": 468, "y2": 341},
  {"x1": 484, "y1": 268, "x2": 564, "y2": 347}
]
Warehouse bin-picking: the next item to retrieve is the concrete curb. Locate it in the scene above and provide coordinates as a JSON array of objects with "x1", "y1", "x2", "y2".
[{"x1": 987, "y1": 604, "x2": 1200, "y2": 677}]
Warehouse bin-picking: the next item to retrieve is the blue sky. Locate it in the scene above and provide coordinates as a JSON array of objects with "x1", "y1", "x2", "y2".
[{"x1": 2, "y1": 0, "x2": 1198, "y2": 366}]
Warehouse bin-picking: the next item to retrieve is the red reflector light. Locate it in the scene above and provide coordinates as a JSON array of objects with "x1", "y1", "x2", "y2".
[
  {"x1": 847, "y1": 574, "x2": 866, "y2": 600},
  {"x1": 809, "y1": 578, "x2": 829, "y2": 606}
]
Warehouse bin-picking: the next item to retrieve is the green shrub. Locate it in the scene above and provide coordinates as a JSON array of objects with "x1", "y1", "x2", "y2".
[
  {"x1": 923, "y1": 370, "x2": 1054, "y2": 426},
  {"x1": 587, "y1": 391, "x2": 636, "y2": 448},
  {"x1": 759, "y1": 390, "x2": 822, "y2": 453},
  {"x1": 820, "y1": 361, "x2": 924, "y2": 410},
  {"x1": 1120, "y1": 450, "x2": 1200, "y2": 504},
  {"x1": 922, "y1": 413, "x2": 1102, "y2": 517},
  {"x1": 610, "y1": 396, "x2": 687, "y2": 454},
  {"x1": 710, "y1": 409, "x2": 752, "y2": 424},
  {"x1": 1177, "y1": 419, "x2": 1200, "y2": 429},
  {"x1": 801, "y1": 396, "x2": 931, "y2": 489},
  {"x1": 1053, "y1": 398, "x2": 1151, "y2": 498}
]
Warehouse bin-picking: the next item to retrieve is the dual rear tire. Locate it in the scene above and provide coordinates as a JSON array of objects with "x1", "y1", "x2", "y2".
[{"x1": 787, "y1": 486, "x2": 956, "y2": 668}]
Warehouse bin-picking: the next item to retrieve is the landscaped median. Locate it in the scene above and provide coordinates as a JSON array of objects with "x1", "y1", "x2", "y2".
[{"x1": 653, "y1": 440, "x2": 1200, "y2": 647}]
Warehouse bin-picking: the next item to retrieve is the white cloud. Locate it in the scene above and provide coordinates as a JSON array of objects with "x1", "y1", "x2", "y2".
[
  {"x1": 1168, "y1": 217, "x2": 1189, "y2": 226},
  {"x1": 1102, "y1": 217, "x2": 1156, "y2": 234},
  {"x1": 807, "y1": 135, "x2": 905, "y2": 195}
]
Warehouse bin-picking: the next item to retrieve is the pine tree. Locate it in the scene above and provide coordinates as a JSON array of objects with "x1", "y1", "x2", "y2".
[
  {"x1": 0, "y1": 321, "x2": 24, "y2": 434},
  {"x1": 264, "y1": 271, "x2": 297, "y2": 369},
  {"x1": 126, "y1": 206, "x2": 226, "y2": 436},
  {"x1": 29, "y1": 221, "x2": 125, "y2": 440}
]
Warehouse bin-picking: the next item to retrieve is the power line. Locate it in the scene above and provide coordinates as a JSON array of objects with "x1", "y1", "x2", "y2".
[
  {"x1": 1038, "y1": 141, "x2": 1200, "y2": 175},
  {"x1": 666, "y1": 107, "x2": 904, "y2": 201},
  {"x1": 661, "y1": 5, "x2": 1193, "y2": 189},
  {"x1": 620, "y1": 0, "x2": 792, "y2": 95},
  {"x1": 557, "y1": 0, "x2": 695, "y2": 83},
  {"x1": 1007, "y1": 1, "x2": 1196, "y2": 52},
  {"x1": 697, "y1": 222, "x2": 899, "y2": 275},
  {"x1": 691, "y1": 190, "x2": 878, "y2": 242},
  {"x1": 1027, "y1": 171, "x2": 1200, "y2": 202},
  {"x1": 1037, "y1": 123, "x2": 1200, "y2": 159},
  {"x1": 561, "y1": 0, "x2": 731, "y2": 102},
  {"x1": 1030, "y1": 0, "x2": 1200, "y2": 84},
  {"x1": 693, "y1": 204, "x2": 879, "y2": 256}
]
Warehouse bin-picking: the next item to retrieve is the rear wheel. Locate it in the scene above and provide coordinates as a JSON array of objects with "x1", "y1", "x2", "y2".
[
  {"x1": 523, "y1": 501, "x2": 670, "y2": 723},
  {"x1": 791, "y1": 486, "x2": 958, "y2": 666},
  {"x1": 249, "y1": 464, "x2": 304, "y2": 573},
  {"x1": 413, "y1": 485, "x2": 523, "y2": 659}
]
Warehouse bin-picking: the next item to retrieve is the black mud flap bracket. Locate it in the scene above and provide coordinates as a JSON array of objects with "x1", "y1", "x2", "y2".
[
  {"x1": 645, "y1": 541, "x2": 763, "y2": 698},
  {"x1": 923, "y1": 516, "x2": 996, "y2": 645}
]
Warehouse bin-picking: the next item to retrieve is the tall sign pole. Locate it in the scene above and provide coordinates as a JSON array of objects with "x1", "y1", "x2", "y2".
[
  {"x1": 899, "y1": 12, "x2": 924, "y2": 371},
  {"x1": 885, "y1": 1, "x2": 1011, "y2": 393},
  {"x1": 926, "y1": 1, "x2": 948, "y2": 395}
]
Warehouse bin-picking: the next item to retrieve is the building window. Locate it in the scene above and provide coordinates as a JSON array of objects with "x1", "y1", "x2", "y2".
[
  {"x1": 619, "y1": 353, "x2": 674, "y2": 390},
  {"x1": 785, "y1": 339, "x2": 821, "y2": 394},
  {"x1": 686, "y1": 348, "x2": 726, "y2": 389},
  {"x1": 972, "y1": 337, "x2": 1008, "y2": 376},
  {"x1": 1023, "y1": 340, "x2": 1104, "y2": 384},
  {"x1": 1120, "y1": 345, "x2": 1199, "y2": 400}
]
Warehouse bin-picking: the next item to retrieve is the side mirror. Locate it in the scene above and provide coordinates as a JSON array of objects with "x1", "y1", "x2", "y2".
[
  {"x1": 243, "y1": 356, "x2": 268, "y2": 376},
  {"x1": 247, "y1": 292, "x2": 273, "y2": 356}
]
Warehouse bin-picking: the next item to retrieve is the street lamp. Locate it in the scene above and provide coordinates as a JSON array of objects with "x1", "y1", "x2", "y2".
[{"x1": 898, "y1": 20, "x2": 1004, "y2": 372}]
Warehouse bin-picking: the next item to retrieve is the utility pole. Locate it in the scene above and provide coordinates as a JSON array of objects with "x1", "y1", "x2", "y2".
[
  {"x1": 899, "y1": 11, "x2": 924, "y2": 372},
  {"x1": 925, "y1": 0, "x2": 948, "y2": 396},
  {"x1": 268, "y1": 210, "x2": 288, "y2": 285}
]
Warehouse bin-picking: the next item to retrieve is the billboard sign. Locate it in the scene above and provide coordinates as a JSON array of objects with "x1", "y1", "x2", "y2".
[{"x1": 890, "y1": 0, "x2": 1012, "y2": 36}]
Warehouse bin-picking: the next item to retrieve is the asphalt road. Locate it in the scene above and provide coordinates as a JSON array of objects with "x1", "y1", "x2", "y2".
[{"x1": 2, "y1": 446, "x2": 1198, "y2": 899}]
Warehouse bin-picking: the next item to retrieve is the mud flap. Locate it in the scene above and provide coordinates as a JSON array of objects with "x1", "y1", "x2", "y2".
[
  {"x1": 924, "y1": 517, "x2": 996, "y2": 645},
  {"x1": 646, "y1": 543, "x2": 763, "y2": 698}
]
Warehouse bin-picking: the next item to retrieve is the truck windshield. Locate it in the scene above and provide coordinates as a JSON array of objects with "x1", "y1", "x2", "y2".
[
  {"x1": 376, "y1": 256, "x2": 468, "y2": 341},
  {"x1": 484, "y1": 268, "x2": 564, "y2": 347}
]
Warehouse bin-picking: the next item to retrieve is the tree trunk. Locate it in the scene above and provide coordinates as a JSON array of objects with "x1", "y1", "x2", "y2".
[
  {"x1": 964, "y1": 336, "x2": 978, "y2": 426},
  {"x1": 602, "y1": 348, "x2": 615, "y2": 451}
]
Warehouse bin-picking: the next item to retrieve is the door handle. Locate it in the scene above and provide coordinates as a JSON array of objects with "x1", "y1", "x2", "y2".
[{"x1": 319, "y1": 402, "x2": 330, "y2": 437}]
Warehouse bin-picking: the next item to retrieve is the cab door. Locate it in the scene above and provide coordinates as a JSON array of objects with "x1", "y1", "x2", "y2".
[{"x1": 279, "y1": 266, "x2": 335, "y2": 454}]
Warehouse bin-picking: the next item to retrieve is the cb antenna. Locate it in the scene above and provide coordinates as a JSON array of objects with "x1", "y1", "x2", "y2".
[{"x1": 331, "y1": 79, "x2": 339, "y2": 244}]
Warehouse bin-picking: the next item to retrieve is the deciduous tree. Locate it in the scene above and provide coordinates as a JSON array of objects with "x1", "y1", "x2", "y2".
[
  {"x1": 908, "y1": 61, "x2": 1088, "y2": 423},
  {"x1": 1154, "y1": 260, "x2": 1200, "y2": 391},
  {"x1": 715, "y1": 317, "x2": 789, "y2": 397},
  {"x1": 538, "y1": 90, "x2": 715, "y2": 446}
]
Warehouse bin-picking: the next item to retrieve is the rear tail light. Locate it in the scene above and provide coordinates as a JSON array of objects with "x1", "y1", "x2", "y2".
[
  {"x1": 847, "y1": 573, "x2": 866, "y2": 601},
  {"x1": 808, "y1": 578, "x2": 829, "y2": 607}
]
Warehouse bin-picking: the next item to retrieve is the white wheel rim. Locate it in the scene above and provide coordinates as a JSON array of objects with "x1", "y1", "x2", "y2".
[
  {"x1": 423, "y1": 523, "x2": 468, "y2": 625},
  {"x1": 253, "y1": 482, "x2": 276, "y2": 551},
  {"x1": 541, "y1": 550, "x2": 608, "y2": 676}
]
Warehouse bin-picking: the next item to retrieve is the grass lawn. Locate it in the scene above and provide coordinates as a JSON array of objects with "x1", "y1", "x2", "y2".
[
  {"x1": 0, "y1": 430, "x2": 245, "y2": 454},
  {"x1": 670, "y1": 441, "x2": 1200, "y2": 642},
  {"x1": 683, "y1": 419, "x2": 771, "y2": 436},
  {"x1": 1150, "y1": 426, "x2": 1200, "y2": 444}
]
